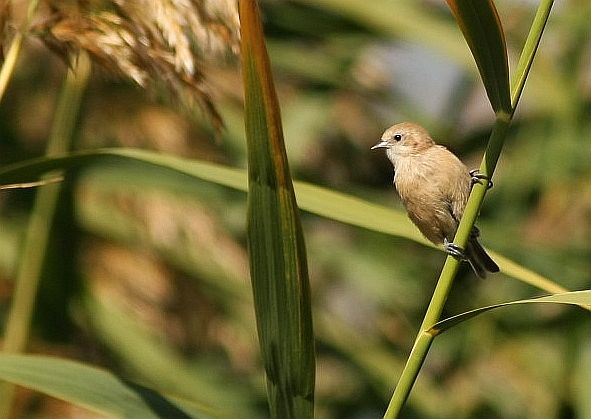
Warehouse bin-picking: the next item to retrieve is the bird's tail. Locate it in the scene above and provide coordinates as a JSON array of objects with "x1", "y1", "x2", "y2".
[{"x1": 466, "y1": 235, "x2": 499, "y2": 279}]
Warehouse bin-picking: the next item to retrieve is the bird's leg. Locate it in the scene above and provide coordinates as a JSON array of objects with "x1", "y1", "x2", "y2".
[
  {"x1": 470, "y1": 169, "x2": 493, "y2": 189},
  {"x1": 443, "y1": 238, "x2": 467, "y2": 260}
]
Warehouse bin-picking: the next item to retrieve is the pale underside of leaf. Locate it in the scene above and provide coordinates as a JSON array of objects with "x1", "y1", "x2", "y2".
[{"x1": 429, "y1": 290, "x2": 591, "y2": 335}]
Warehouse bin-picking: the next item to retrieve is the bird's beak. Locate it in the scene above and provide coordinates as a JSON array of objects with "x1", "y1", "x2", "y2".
[{"x1": 371, "y1": 140, "x2": 389, "y2": 150}]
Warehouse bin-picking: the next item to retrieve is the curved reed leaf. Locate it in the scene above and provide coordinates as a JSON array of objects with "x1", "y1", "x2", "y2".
[
  {"x1": 0, "y1": 354, "x2": 218, "y2": 418},
  {"x1": 0, "y1": 148, "x2": 569, "y2": 297},
  {"x1": 429, "y1": 290, "x2": 591, "y2": 335},
  {"x1": 446, "y1": 0, "x2": 511, "y2": 115}
]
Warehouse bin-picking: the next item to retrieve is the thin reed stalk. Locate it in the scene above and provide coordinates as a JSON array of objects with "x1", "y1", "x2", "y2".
[
  {"x1": 0, "y1": 53, "x2": 91, "y2": 417},
  {"x1": 383, "y1": 1, "x2": 555, "y2": 417}
]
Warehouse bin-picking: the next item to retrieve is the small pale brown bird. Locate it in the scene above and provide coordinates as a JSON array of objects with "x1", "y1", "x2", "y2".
[{"x1": 372, "y1": 122, "x2": 499, "y2": 278}]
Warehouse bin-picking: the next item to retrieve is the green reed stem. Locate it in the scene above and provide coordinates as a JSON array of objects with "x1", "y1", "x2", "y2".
[
  {"x1": 383, "y1": 1, "x2": 554, "y2": 417},
  {"x1": 0, "y1": 53, "x2": 91, "y2": 418}
]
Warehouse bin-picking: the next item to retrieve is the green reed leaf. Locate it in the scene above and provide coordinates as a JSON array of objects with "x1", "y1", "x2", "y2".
[
  {"x1": 446, "y1": 0, "x2": 511, "y2": 115},
  {"x1": 239, "y1": 1, "x2": 315, "y2": 417},
  {"x1": 0, "y1": 148, "x2": 571, "y2": 299},
  {"x1": 429, "y1": 290, "x2": 591, "y2": 335},
  {"x1": 0, "y1": 354, "x2": 218, "y2": 418}
]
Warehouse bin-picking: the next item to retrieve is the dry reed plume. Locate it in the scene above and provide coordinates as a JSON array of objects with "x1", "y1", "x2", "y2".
[{"x1": 1, "y1": 0, "x2": 240, "y2": 129}]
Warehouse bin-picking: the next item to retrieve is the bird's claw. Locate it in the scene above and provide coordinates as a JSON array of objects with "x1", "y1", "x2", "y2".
[
  {"x1": 444, "y1": 238, "x2": 467, "y2": 260},
  {"x1": 470, "y1": 169, "x2": 493, "y2": 189}
]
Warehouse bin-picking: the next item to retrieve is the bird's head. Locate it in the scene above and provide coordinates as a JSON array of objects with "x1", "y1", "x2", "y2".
[{"x1": 371, "y1": 122, "x2": 435, "y2": 161}]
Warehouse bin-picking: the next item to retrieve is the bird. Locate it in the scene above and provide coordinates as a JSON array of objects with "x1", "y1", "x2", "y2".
[{"x1": 371, "y1": 122, "x2": 499, "y2": 278}]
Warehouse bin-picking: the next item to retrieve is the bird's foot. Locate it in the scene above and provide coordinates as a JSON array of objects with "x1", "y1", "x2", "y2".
[
  {"x1": 470, "y1": 169, "x2": 493, "y2": 189},
  {"x1": 444, "y1": 238, "x2": 467, "y2": 260}
]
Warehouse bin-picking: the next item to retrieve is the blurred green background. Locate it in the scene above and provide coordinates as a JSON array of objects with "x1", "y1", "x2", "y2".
[{"x1": 0, "y1": 0, "x2": 590, "y2": 418}]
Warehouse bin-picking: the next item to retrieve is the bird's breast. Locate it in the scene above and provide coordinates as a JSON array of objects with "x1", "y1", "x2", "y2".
[{"x1": 392, "y1": 153, "x2": 464, "y2": 244}]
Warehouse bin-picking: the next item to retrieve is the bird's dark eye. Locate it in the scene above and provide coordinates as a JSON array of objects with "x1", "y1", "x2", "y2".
[{"x1": 394, "y1": 134, "x2": 402, "y2": 141}]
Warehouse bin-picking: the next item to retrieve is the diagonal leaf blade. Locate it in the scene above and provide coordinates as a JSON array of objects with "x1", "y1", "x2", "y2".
[
  {"x1": 0, "y1": 148, "x2": 573, "y2": 298},
  {"x1": 0, "y1": 354, "x2": 219, "y2": 418},
  {"x1": 429, "y1": 290, "x2": 591, "y2": 335},
  {"x1": 446, "y1": 0, "x2": 511, "y2": 115},
  {"x1": 239, "y1": 1, "x2": 315, "y2": 417}
]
